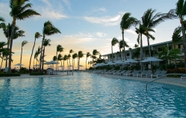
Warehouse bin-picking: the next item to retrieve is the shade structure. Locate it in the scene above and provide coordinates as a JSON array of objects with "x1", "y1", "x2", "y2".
[
  {"x1": 114, "y1": 60, "x2": 125, "y2": 65},
  {"x1": 106, "y1": 61, "x2": 115, "y2": 65},
  {"x1": 94, "y1": 63, "x2": 106, "y2": 67},
  {"x1": 33, "y1": 64, "x2": 40, "y2": 67},
  {"x1": 14, "y1": 63, "x2": 24, "y2": 67},
  {"x1": 45, "y1": 60, "x2": 59, "y2": 64},
  {"x1": 124, "y1": 59, "x2": 138, "y2": 64},
  {"x1": 141, "y1": 57, "x2": 162, "y2": 63}
]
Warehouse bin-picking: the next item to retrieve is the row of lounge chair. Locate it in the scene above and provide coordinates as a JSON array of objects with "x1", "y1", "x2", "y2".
[{"x1": 90, "y1": 69, "x2": 167, "y2": 78}]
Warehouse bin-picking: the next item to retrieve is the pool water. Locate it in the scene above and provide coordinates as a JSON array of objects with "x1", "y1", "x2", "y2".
[{"x1": 0, "y1": 72, "x2": 186, "y2": 117}]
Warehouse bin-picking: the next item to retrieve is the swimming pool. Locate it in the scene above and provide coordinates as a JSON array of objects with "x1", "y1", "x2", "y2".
[{"x1": 0, "y1": 72, "x2": 186, "y2": 117}]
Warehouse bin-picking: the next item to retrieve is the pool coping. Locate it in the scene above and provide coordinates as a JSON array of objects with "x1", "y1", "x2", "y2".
[
  {"x1": 101, "y1": 74, "x2": 186, "y2": 88},
  {"x1": 0, "y1": 72, "x2": 186, "y2": 88}
]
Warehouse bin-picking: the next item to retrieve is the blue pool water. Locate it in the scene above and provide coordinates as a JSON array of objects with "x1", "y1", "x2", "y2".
[{"x1": 0, "y1": 72, "x2": 186, "y2": 117}]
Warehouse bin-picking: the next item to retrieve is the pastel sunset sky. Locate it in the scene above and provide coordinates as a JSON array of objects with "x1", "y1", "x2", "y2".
[{"x1": 0, "y1": 0, "x2": 180, "y2": 69}]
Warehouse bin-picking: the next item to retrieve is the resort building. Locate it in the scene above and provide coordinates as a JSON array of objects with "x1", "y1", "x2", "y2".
[{"x1": 102, "y1": 40, "x2": 184, "y2": 63}]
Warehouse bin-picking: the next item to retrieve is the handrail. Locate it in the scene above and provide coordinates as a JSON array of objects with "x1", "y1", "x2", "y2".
[{"x1": 146, "y1": 77, "x2": 163, "y2": 91}]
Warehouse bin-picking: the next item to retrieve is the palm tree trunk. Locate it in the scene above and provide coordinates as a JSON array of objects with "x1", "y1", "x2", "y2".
[
  {"x1": 111, "y1": 45, "x2": 113, "y2": 62},
  {"x1": 8, "y1": 23, "x2": 15, "y2": 73},
  {"x1": 181, "y1": 24, "x2": 186, "y2": 68},
  {"x1": 140, "y1": 33, "x2": 143, "y2": 72},
  {"x1": 41, "y1": 47, "x2": 46, "y2": 71},
  {"x1": 39, "y1": 35, "x2": 45, "y2": 71},
  {"x1": 0, "y1": 58, "x2": 3, "y2": 70},
  {"x1": 122, "y1": 31, "x2": 126, "y2": 61},
  {"x1": 29, "y1": 38, "x2": 36, "y2": 71},
  {"x1": 78, "y1": 58, "x2": 80, "y2": 70},
  {"x1": 20, "y1": 47, "x2": 23, "y2": 69}
]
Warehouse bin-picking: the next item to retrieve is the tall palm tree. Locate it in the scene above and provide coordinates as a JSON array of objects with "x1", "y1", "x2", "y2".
[
  {"x1": 72, "y1": 53, "x2": 78, "y2": 70},
  {"x1": 0, "y1": 17, "x2": 5, "y2": 30},
  {"x1": 136, "y1": 24, "x2": 146, "y2": 71},
  {"x1": 118, "y1": 40, "x2": 129, "y2": 61},
  {"x1": 63, "y1": 55, "x2": 68, "y2": 70},
  {"x1": 85, "y1": 52, "x2": 91, "y2": 69},
  {"x1": 55, "y1": 45, "x2": 63, "y2": 70},
  {"x1": 29, "y1": 32, "x2": 42, "y2": 71},
  {"x1": 142, "y1": 8, "x2": 171, "y2": 57},
  {"x1": 33, "y1": 47, "x2": 41, "y2": 69},
  {"x1": 1, "y1": 24, "x2": 25, "y2": 68},
  {"x1": 168, "y1": 0, "x2": 186, "y2": 67},
  {"x1": 69, "y1": 49, "x2": 74, "y2": 66},
  {"x1": 9, "y1": 0, "x2": 40, "y2": 73},
  {"x1": 42, "y1": 39, "x2": 51, "y2": 70},
  {"x1": 57, "y1": 54, "x2": 63, "y2": 69},
  {"x1": 120, "y1": 12, "x2": 138, "y2": 60},
  {"x1": 0, "y1": 42, "x2": 7, "y2": 69},
  {"x1": 39, "y1": 21, "x2": 61, "y2": 71},
  {"x1": 111, "y1": 37, "x2": 118, "y2": 62},
  {"x1": 77, "y1": 51, "x2": 83, "y2": 70},
  {"x1": 20, "y1": 40, "x2": 28, "y2": 69}
]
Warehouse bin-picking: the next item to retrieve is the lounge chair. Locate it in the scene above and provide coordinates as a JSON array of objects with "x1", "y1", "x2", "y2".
[
  {"x1": 131, "y1": 70, "x2": 140, "y2": 77},
  {"x1": 115, "y1": 70, "x2": 126, "y2": 76},
  {"x1": 151, "y1": 70, "x2": 167, "y2": 78},
  {"x1": 150, "y1": 70, "x2": 161, "y2": 78},
  {"x1": 140, "y1": 70, "x2": 151, "y2": 78},
  {"x1": 122, "y1": 70, "x2": 132, "y2": 76},
  {"x1": 180, "y1": 74, "x2": 186, "y2": 80}
]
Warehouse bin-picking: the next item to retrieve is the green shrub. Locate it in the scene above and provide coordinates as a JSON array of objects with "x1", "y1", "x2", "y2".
[
  {"x1": 0, "y1": 73, "x2": 20, "y2": 77},
  {"x1": 30, "y1": 72, "x2": 46, "y2": 75}
]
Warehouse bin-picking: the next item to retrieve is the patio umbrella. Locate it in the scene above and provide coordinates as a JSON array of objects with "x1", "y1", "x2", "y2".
[
  {"x1": 14, "y1": 63, "x2": 24, "y2": 67},
  {"x1": 45, "y1": 60, "x2": 59, "y2": 64},
  {"x1": 114, "y1": 60, "x2": 125, "y2": 65},
  {"x1": 141, "y1": 57, "x2": 162, "y2": 63},
  {"x1": 34, "y1": 64, "x2": 40, "y2": 67},
  {"x1": 124, "y1": 59, "x2": 138, "y2": 64},
  {"x1": 106, "y1": 61, "x2": 115, "y2": 65}
]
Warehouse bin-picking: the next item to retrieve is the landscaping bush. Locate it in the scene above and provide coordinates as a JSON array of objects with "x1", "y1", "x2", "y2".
[
  {"x1": 30, "y1": 72, "x2": 46, "y2": 75},
  {"x1": 0, "y1": 73, "x2": 20, "y2": 77},
  {"x1": 167, "y1": 68, "x2": 186, "y2": 73}
]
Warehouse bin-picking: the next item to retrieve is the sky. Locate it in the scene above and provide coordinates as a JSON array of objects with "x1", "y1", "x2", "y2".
[{"x1": 0, "y1": 0, "x2": 180, "y2": 69}]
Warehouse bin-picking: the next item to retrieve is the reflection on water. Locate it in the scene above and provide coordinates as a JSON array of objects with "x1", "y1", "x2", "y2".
[{"x1": 0, "y1": 72, "x2": 186, "y2": 117}]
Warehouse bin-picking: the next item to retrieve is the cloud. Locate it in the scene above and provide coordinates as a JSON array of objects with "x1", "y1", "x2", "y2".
[
  {"x1": 63, "y1": 0, "x2": 71, "y2": 10},
  {"x1": 37, "y1": 0, "x2": 68, "y2": 20},
  {"x1": 83, "y1": 15, "x2": 121, "y2": 26},
  {"x1": 96, "y1": 32, "x2": 107, "y2": 37}
]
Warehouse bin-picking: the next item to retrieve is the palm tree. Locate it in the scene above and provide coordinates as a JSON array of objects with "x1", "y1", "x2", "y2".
[
  {"x1": 0, "y1": 17, "x2": 5, "y2": 29},
  {"x1": 159, "y1": 46, "x2": 181, "y2": 69},
  {"x1": 111, "y1": 37, "x2": 118, "y2": 62},
  {"x1": 42, "y1": 39, "x2": 51, "y2": 70},
  {"x1": 168, "y1": 0, "x2": 186, "y2": 67},
  {"x1": 120, "y1": 12, "x2": 138, "y2": 60},
  {"x1": 55, "y1": 45, "x2": 63, "y2": 70},
  {"x1": 9, "y1": 0, "x2": 40, "y2": 73},
  {"x1": 136, "y1": 24, "x2": 146, "y2": 71},
  {"x1": 57, "y1": 54, "x2": 63, "y2": 69},
  {"x1": 20, "y1": 40, "x2": 28, "y2": 69},
  {"x1": 63, "y1": 55, "x2": 68, "y2": 70},
  {"x1": 72, "y1": 53, "x2": 78, "y2": 70},
  {"x1": 172, "y1": 26, "x2": 182, "y2": 49},
  {"x1": 1, "y1": 24, "x2": 25, "y2": 68},
  {"x1": 77, "y1": 51, "x2": 84, "y2": 70},
  {"x1": 29, "y1": 32, "x2": 42, "y2": 71},
  {"x1": 118, "y1": 40, "x2": 129, "y2": 61},
  {"x1": 39, "y1": 21, "x2": 61, "y2": 71},
  {"x1": 69, "y1": 49, "x2": 74, "y2": 66},
  {"x1": 142, "y1": 8, "x2": 171, "y2": 57},
  {"x1": 33, "y1": 47, "x2": 41, "y2": 69},
  {"x1": 85, "y1": 52, "x2": 91, "y2": 69},
  {"x1": 0, "y1": 42, "x2": 7, "y2": 69}
]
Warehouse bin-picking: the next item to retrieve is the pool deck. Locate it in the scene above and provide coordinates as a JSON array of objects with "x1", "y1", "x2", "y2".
[
  {"x1": 0, "y1": 72, "x2": 186, "y2": 88},
  {"x1": 101, "y1": 74, "x2": 186, "y2": 88}
]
